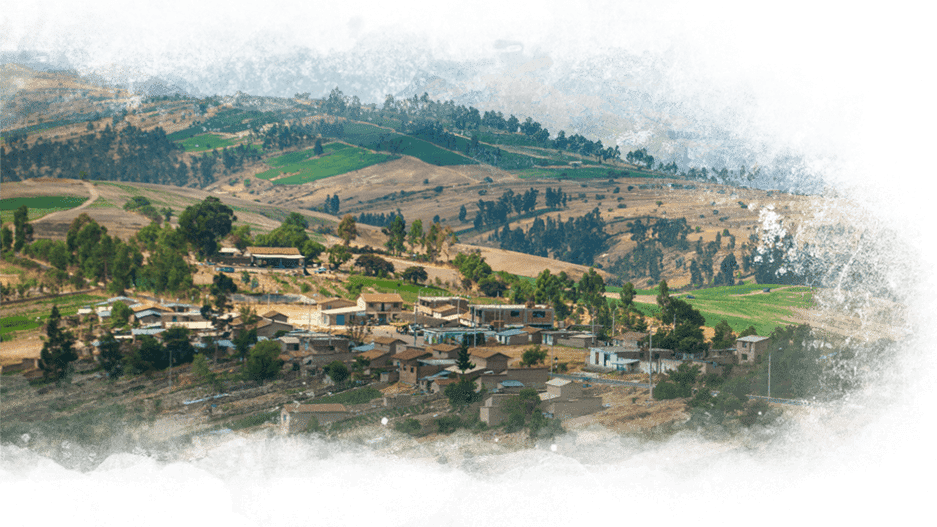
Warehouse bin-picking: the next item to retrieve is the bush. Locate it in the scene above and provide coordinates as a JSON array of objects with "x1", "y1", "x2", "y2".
[
  {"x1": 652, "y1": 381, "x2": 691, "y2": 400},
  {"x1": 394, "y1": 418, "x2": 422, "y2": 436},
  {"x1": 435, "y1": 415, "x2": 462, "y2": 434}
]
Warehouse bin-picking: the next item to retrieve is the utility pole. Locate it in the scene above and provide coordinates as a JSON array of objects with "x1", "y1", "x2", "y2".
[{"x1": 648, "y1": 327, "x2": 653, "y2": 400}]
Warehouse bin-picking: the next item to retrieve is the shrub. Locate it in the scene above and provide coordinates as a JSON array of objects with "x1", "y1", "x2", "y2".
[
  {"x1": 435, "y1": 415, "x2": 462, "y2": 434},
  {"x1": 394, "y1": 418, "x2": 422, "y2": 436}
]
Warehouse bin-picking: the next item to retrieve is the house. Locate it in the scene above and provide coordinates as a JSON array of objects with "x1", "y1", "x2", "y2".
[
  {"x1": 588, "y1": 346, "x2": 642, "y2": 372},
  {"x1": 478, "y1": 394, "x2": 514, "y2": 426},
  {"x1": 133, "y1": 309, "x2": 164, "y2": 325},
  {"x1": 357, "y1": 293, "x2": 404, "y2": 324},
  {"x1": 496, "y1": 328, "x2": 528, "y2": 346},
  {"x1": 541, "y1": 330, "x2": 572, "y2": 346},
  {"x1": 416, "y1": 296, "x2": 469, "y2": 316},
  {"x1": 521, "y1": 326, "x2": 543, "y2": 345},
  {"x1": 544, "y1": 378, "x2": 581, "y2": 399},
  {"x1": 422, "y1": 328, "x2": 495, "y2": 345},
  {"x1": 428, "y1": 343, "x2": 460, "y2": 360},
  {"x1": 430, "y1": 376, "x2": 459, "y2": 394},
  {"x1": 358, "y1": 348, "x2": 392, "y2": 369},
  {"x1": 475, "y1": 367, "x2": 550, "y2": 391},
  {"x1": 497, "y1": 380, "x2": 525, "y2": 393},
  {"x1": 468, "y1": 304, "x2": 554, "y2": 328},
  {"x1": 736, "y1": 335, "x2": 770, "y2": 363},
  {"x1": 613, "y1": 331, "x2": 647, "y2": 348},
  {"x1": 311, "y1": 306, "x2": 366, "y2": 328},
  {"x1": 261, "y1": 310, "x2": 289, "y2": 324},
  {"x1": 470, "y1": 349, "x2": 510, "y2": 372},
  {"x1": 555, "y1": 332, "x2": 597, "y2": 348},
  {"x1": 392, "y1": 348, "x2": 433, "y2": 385},
  {"x1": 316, "y1": 297, "x2": 358, "y2": 311},
  {"x1": 372, "y1": 336, "x2": 407, "y2": 355},
  {"x1": 254, "y1": 319, "x2": 294, "y2": 339},
  {"x1": 245, "y1": 246, "x2": 305, "y2": 268},
  {"x1": 280, "y1": 403, "x2": 349, "y2": 433}
]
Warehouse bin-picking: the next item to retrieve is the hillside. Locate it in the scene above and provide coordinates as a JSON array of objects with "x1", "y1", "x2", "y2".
[{"x1": 1, "y1": 64, "x2": 823, "y2": 290}]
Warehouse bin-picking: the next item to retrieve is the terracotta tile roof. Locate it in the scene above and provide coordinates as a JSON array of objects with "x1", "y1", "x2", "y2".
[
  {"x1": 284, "y1": 403, "x2": 348, "y2": 413},
  {"x1": 430, "y1": 344, "x2": 459, "y2": 353},
  {"x1": 470, "y1": 349, "x2": 510, "y2": 359},
  {"x1": 373, "y1": 336, "x2": 405, "y2": 345},
  {"x1": 616, "y1": 331, "x2": 648, "y2": 341},
  {"x1": 393, "y1": 348, "x2": 433, "y2": 361},
  {"x1": 361, "y1": 349, "x2": 391, "y2": 360},
  {"x1": 262, "y1": 310, "x2": 284, "y2": 319},
  {"x1": 247, "y1": 246, "x2": 301, "y2": 256},
  {"x1": 360, "y1": 293, "x2": 403, "y2": 303},
  {"x1": 521, "y1": 326, "x2": 543, "y2": 334}
]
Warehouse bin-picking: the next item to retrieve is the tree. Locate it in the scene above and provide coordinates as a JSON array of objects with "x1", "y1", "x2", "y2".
[
  {"x1": 354, "y1": 254, "x2": 395, "y2": 277},
  {"x1": 163, "y1": 326, "x2": 196, "y2": 366},
  {"x1": 458, "y1": 205, "x2": 467, "y2": 222},
  {"x1": 39, "y1": 305, "x2": 77, "y2": 383},
  {"x1": 324, "y1": 360, "x2": 349, "y2": 384},
  {"x1": 1, "y1": 224, "x2": 12, "y2": 251},
  {"x1": 656, "y1": 279, "x2": 671, "y2": 312},
  {"x1": 98, "y1": 331, "x2": 124, "y2": 379},
  {"x1": 739, "y1": 325, "x2": 758, "y2": 338},
  {"x1": 715, "y1": 253, "x2": 738, "y2": 285},
  {"x1": 337, "y1": 215, "x2": 358, "y2": 246},
  {"x1": 455, "y1": 342, "x2": 475, "y2": 373},
  {"x1": 401, "y1": 266, "x2": 428, "y2": 284},
  {"x1": 243, "y1": 340, "x2": 283, "y2": 384},
  {"x1": 110, "y1": 301, "x2": 132, "y2": 328},
  {"x1": 444, "y1": 376, "x2": 482, "y2": 407},
  {"x1": 502, "y1": 388, "x2": 542, "y2": 432},
  {"x1": 210, "y1": 272, "x2": 238, "y2": 316},
  {"x1": 313, "y1": 139, "x2": 324, "y2": 156},
  {"x1": 384, "y1": 214, "x2": 406, "y2": 255},
  {"x1": 407, "y1": 219, "x2": 424, "y2": 252},
  {"x1": 711, "y1": 320, "x2": 737, "y2": 349},
  {"x1": 619, "y1": 282, "x2": 636, "y2": 306},
  {"x1": 577, "y1": 268, "x2": 606, "y2": 310},
  {"x1": 177, "y1": 196, "x2": 236, "y2": 258},
  {"x1": 13, "y1": 205, "x2": 33, "y2": 253},
  {"x1": 301, "y1": 240, "x2": 326, "y2": 265},
  {"x1": 327, "y1": 244, "x2": 352, "y2": 270},
  {"x1": 520, "y1": 344, "x2": 547, "y2": 367}
]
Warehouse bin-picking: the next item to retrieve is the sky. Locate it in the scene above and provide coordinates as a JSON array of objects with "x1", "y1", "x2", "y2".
[{"x1": 0, "y1": 0, "x2": 861, "y2": 196}]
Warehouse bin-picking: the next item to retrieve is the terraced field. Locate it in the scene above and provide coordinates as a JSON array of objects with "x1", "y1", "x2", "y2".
[
  {"x1": 176, "y1": 133, "x2": 256, "y2": 153},
  {"x1": 255, "y1": 142, "x2": 399, "y2": 185}
]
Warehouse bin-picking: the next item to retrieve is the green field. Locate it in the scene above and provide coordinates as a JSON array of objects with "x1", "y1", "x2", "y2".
[
  {"x1": 343, "y1": 275, "x2": 449, "y2": 305},
  {"x1": 342, "y1": 122, "x2": 476, "y2": 166},
  {"x1": 166, "y1": 108, "x2": 280, "y2": 141},
  {"x1": 0, "y1": 293, "x2": 108, "y2": 341},
  {"x1": 613, "y1": 283, "x2": 814, "y2": 336},
  {"x1": 255, "y1": 143, "x2": 400, "y2": 185},
  {"x1": 176, "y1": 133, "x2": 251, "y2": 152},
  {"x1": 0, "y1": 196, "x2": 89, "y2": 223}
]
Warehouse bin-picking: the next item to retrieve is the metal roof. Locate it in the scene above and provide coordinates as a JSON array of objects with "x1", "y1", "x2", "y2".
[{"x1": 132, "y1": 328, "x2": 165, "y2": 336}]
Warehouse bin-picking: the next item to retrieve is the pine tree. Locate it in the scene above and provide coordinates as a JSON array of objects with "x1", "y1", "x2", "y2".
[
  {"x1": 39, "y1": 305, "x2": 77, "y2": 383},
  {"x1": 455, "y1": 342, "x2": 475, "y2": 373}
]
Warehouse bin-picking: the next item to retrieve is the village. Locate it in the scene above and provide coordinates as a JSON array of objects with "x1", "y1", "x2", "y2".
[{"x1": 3, "y1": 261, "x2": 774, "y2": 439}]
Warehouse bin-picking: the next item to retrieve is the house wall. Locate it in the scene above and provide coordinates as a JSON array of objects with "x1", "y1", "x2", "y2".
[
  {"x1": 479, "y1": 405, "x2": 507, "y2": 426},
  {"x1": 507, "y1": 367, "x2": 550, "y2": 388},
  {"x1": 546, "y1": 397, "x2": 602, "y2": 419},
  {"x1": 473, "y1": 355, "x2": 508, "y2": 372}
]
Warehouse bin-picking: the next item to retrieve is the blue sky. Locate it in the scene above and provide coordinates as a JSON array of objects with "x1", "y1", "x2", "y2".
[{"x1": 0, "y1": 0, "x2": 857, "y2": 192}]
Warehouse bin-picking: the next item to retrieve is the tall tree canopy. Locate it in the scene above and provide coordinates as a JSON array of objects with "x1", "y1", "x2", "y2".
[{"x1": 178, "y1": 196, "x2": 236, "y2": 258}]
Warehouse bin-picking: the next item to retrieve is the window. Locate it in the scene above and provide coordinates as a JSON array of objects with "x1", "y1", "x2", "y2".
[
  {"x1": 742, "y1": 354, "x2": 748, "y2": 361},
  {"x1": 533, "y1": 311, "x2": 545, "y2": 318},
  {"x1": 510, "y1": 310, "x2": 520, "y2": 317}
]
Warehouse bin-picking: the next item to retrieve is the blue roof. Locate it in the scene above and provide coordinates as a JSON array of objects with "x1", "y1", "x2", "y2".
[
  {"x1": 498, "y1": 329, "x2": 526, "y2": 337},
  {"x1": 97, "y1": 310, "x2": 112, "y2": 318},
  {"x1": 135, "y1": 309, "x2": 163, "y2": 318},
  {"x1": 216, "y1": 340, "x2": 235, "y2": 348},
  {"x1": 500, "y1": 380, "x2": 525, "y2": 387},
  {"x1": 132, "y1": 328, "x2": 165, "y2": 336},
  {"x1": 353, "y1": 343, "x2": 375, "y2": 352}
]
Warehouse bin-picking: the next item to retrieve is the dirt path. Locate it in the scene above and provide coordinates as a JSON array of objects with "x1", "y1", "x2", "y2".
[{"x1": 29, "y1": 179, "x2": 99, "y2": 224}]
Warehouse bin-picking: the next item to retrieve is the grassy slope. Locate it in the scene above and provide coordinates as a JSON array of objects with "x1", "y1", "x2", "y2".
[{"x1": 0, "y1": 196, "x2": 89, "y2": 223}]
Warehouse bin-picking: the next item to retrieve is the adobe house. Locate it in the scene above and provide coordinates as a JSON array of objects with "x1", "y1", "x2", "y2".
[
  {"x1": 358, "y1": 348, "x2": 392, "y2": 369},
  {"x1": 316, "y1": 297, "x2": 358, "y2": 311},
  {"x1": 469, "y1": 349, "x2": 510, "y2": 373},
  {"x1": 416, "y1": 296, "x2": 469, "y2": 316},
  {"x1": 521, "y1": 326, "x2": 543, "y2": 344},
  {"x1": 246, "y1": 246, "x2": 305, "y2": 268},
  {"x1": 736, "y1": 335, "x2": 770, "y2": 364},
  {"x1": 479, "y1": 394, "x2": 514, "y2": 426},
  {"x1": 261, "y1": 310, "x2": 289, "y2": 324},
  {"x1": 588, "y1": 346, "x2": 642, "y2": 372},
  {"x1": 428, "y1": 343, "x2": 460, "y2": 360},
  {"x1": 372, "y1": 336, "x2": 408, "y2": 355},
  {"x1": 280, "y1": 403, "x2": 348, "y2": 433},
  {"x1": 357, "y1": 293, "x2": 404, "y2": 324},
  {"x1": 613, "y1": 331, "x2": 647, "y2": 348},
  {"x1": 496, "y1": 328, "x2": 529, "y2": 346},
  {"x1": 475, "y1": 367, "x2": 550, "y2": 391},
  {"x1": 539, "y1": 378, "x2": 603, "y2": 419},
  {"x1": 392, "y1": 348, "x2": 434, "y2": 385},
  {"x1": 254, "y1": 319, "x2": 294, "y2": 339}
]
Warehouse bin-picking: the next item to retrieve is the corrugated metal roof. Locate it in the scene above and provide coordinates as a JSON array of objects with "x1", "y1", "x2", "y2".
[
  {"x1": 500, "y1": 380, "x2": 525, "y2": 387},
  {"x1": 132, "y1": 328, "x2": 165, "y2": 336},
  {"x1": 738, "y1": 335, "x2": 769, "y2": 343}
]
